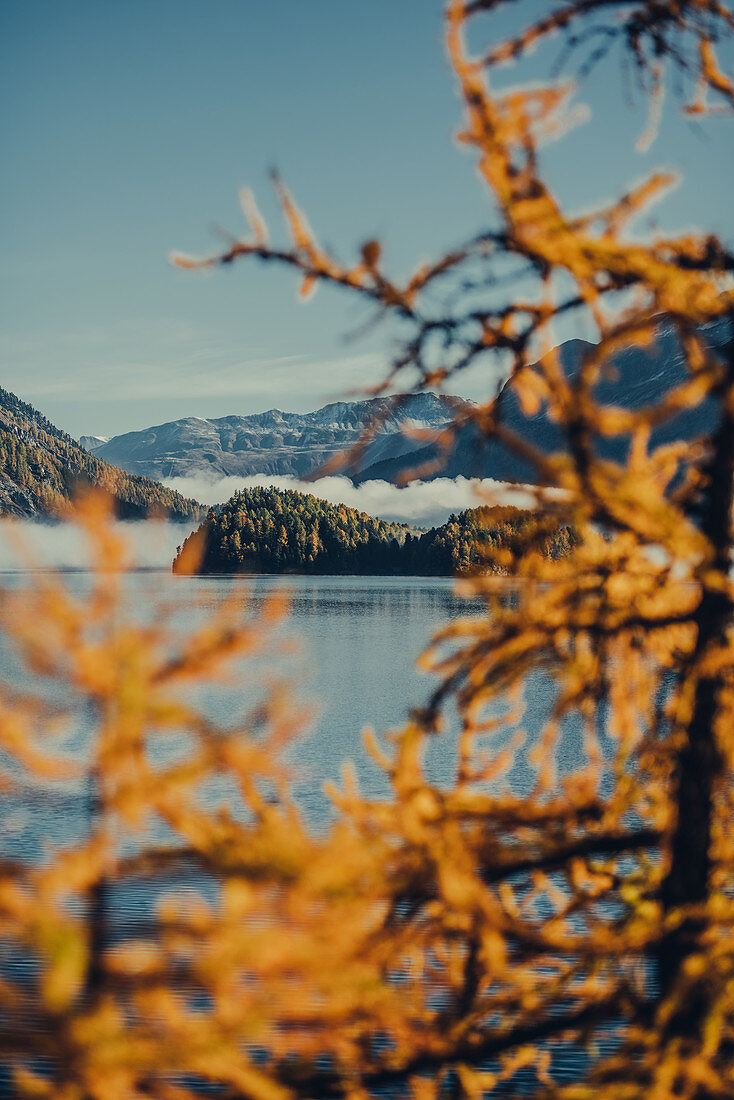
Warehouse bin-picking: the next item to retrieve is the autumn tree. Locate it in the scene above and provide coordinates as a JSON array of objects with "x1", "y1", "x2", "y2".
[{"x1": 3, "y1": 2, "x2": 734, "y2": 1098}]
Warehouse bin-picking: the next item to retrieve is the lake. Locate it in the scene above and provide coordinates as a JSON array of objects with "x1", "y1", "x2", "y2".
[
  {"x1": 0, "y1": 572, "x2": 592, "y2": 1095},
  {"x1": 0, "y1": 571, "x2": 577, "y2": 846}
]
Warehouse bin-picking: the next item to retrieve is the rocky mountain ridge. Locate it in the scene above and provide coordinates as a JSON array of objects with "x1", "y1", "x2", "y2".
[{"x1": 84, "y1": 392, "x2": 460, "y2": 482}]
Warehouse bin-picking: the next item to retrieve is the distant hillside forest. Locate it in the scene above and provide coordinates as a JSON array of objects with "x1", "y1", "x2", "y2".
[
  {"x1": 0, "y1": 386, "x2": 203, "y2": 520},
  {"x1": 173, "y1": 486, "x2": 577, "y2": 576}
]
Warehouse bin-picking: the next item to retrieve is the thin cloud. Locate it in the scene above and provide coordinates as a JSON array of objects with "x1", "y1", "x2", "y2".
[{"x1": 9, "y1": 350, "x2": 384, "y2": 408}]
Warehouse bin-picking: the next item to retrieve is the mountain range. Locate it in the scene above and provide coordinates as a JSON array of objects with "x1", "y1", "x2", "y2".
[
  {"x1": 81, "y1": 392, "x2": 462, "y2": 483},
  {"x1": 0, "y1": 326, "x2": 723, "y2": 522},
  {"x1": 82, "y1": 329, "x2": 723, "y2": 488}
]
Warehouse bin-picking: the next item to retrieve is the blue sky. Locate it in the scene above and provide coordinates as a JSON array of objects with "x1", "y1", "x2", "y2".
[{"x1": 2, "y1": 0, "x2": 732, "y2": 439}]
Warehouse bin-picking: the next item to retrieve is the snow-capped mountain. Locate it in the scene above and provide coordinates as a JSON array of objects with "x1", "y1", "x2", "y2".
[
  {"x1": 85, "y1": 393, "x2": 464, "y2": 483},
  {"x1": 79, "y1": 434, "x2": 110, "y2": 452}
]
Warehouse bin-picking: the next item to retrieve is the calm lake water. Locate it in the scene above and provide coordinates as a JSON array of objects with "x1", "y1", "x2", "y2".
[
  {"x1": 0, "y1": 571, "x2": 581, "y2": 842},
  {"x1": 0, "y1": 572, "x2": 595, "y2": 1093}
]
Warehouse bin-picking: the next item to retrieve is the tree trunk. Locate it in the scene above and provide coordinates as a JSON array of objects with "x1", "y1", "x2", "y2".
[{"x1": 656, "y1": 317, "x2": 734, "y2": 1042}]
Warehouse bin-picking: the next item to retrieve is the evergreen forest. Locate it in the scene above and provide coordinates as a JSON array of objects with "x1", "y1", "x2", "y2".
[
  {"x1": 173, "y1": 485, "x2": 576, "y2": 576},
  {"x1": 0, "y1": 386, "x2": 203, "y2": 520}
]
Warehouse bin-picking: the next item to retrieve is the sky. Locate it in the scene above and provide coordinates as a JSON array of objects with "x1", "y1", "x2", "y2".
[{"x1": 2, "y1": 0, "x2": 733, "y2": 441}]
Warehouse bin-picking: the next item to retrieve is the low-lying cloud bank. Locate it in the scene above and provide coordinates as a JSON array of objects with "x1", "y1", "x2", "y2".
[
  {"x1": 0, "y1": 477, "x2": 544, "y2": 573},
  {"x1": 163, "y1": 474, "x2": 540, "y2": 529},
  {"x1": 0, "y1": 520, "x2": 198, "y2": 573}
]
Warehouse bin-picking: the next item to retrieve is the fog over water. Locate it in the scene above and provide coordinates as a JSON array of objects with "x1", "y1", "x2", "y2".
[
  {"x1": 0, "y1": 519, "x2": 197, "y2": 572},
  {"x1": 163, "y1": 474, "x2": 539, "y2": 528}
]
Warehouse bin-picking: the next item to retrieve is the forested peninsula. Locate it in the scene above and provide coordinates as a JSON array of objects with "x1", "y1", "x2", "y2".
[{"x1": 172, "y1": 486, "x2": 576, "y2": 576}]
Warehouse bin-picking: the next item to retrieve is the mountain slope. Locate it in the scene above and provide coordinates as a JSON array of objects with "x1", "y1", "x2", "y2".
[
  {"x1": 0, "y1": 387, "x2": 203, "y2": 520},
  {"x1": 338, "y1": 327, "x2": 723, "y2": 484},
  {"x1": 448, "y1": 331, "x2": 721, "y2": 484}
]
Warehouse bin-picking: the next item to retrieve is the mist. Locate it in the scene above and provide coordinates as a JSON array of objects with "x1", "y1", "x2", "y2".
[
  {"x1": 0, "y1": 477, "x2": 543, "y2": 573},
  {"x1": 162, "y1": 474, "x2": 540, "y2": 529},
  {"x1": 0, "y1": 519, "x2": 197, "y2": 573}
]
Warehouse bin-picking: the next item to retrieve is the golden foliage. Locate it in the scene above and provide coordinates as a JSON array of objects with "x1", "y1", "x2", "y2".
[{"x1": 4, "y1": 1, "x2": 734, "y2": 1097}]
